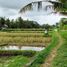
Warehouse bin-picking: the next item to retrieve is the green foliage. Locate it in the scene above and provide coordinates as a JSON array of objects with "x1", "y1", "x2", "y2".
[
  {"x1": 0, "y1": 17, "x2": 54, "y2": 30},
  {"x1": 59, "y1": 0, "x2": 67, "y2": 3},
  {"x1": 0, "y1": 17, "x2": 40, "y2": 29},
  {"x1": 62, "y1": 25, "x2": 67, "y2": 30},
  {"x1": 59, "y1": 18, "x2": 67, "y2": 30},
  {"x1": 0, "y1": 56, "x2": 30, "y2": 67},
  {"x1": 8, "y1": 56, "x2": 30, "y2": 67},
  {"x1": 60, "y1": 31, "x2": 67, "y2": 40},
  {"x1": 51, "y1": 31, "x2": 67, "y2": 67},
  {"x1": 52, "y1": 0, "x2": 67, "y2": 12}
]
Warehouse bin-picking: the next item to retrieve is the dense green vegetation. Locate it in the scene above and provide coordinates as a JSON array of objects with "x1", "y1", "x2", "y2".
[
  {"x1": 59, "y1": 0, "x2": 67, "y2": 9},
  {"x1": 28, "y1": 31, "x2": 58, "y2": 67},
  {"x1": 51, "y1": 31, "x2": 67, "y2": 67},
  {"x1": 0, "y1": 17, "x2": 53, "y2": 30},
  {"x1": 0, "y1": 17, "x2": 40, "y2": 29},
  {"x1": 0, "y1": 50, "x2": 37, "y2": 67}
]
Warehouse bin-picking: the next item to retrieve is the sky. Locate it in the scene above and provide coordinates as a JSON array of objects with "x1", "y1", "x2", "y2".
[{"x1": 0, "y1": 0, "x2": 67, "y2": 25}]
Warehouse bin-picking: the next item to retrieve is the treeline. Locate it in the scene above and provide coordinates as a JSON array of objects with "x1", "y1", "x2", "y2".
[
  {"x1": 0, "y1": 17, "x2": 54, "y2": 30},
  {"x1": 0, "y1": 17, "x2": 40, "y2": 29}
]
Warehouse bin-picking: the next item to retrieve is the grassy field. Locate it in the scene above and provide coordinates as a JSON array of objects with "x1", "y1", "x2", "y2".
[
  {"x1": 0, "y1": 50, "x2": 37, "y2": 67},
  {"x1": 28, "y1": 31, "x2": 58, "y2": 67},
  {"x1": 0, "y1": 56, "x2": 30, "y2": 67},
  {"x1": 51, "y1": 31, "x2": 67, "y2": 67},
  {"x1": 0, "y1": 30, "x2": 51, "y2": 46}
]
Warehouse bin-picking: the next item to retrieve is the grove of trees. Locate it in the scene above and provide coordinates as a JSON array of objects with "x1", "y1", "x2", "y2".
[
  {"x1": 0, "y1": 17, "x2": 40, "y2": 29},
  {"x1": 0, "y1": 17, "x2": 53, "y2": 30},
  {"x1": 1, "y1": 17, "x2": 67, "y2": 30}
]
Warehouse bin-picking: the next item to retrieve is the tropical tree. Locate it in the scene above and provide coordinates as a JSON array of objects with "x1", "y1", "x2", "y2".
[
  {"x1": 5, "y1": 18, "x2": 11, "y2": 28},
  {"x1": 20, "y1": 0, "x2": 63, "y2": 13},
  {"x1": 0, "y1": 17, "x2": 5, "y2": 26},
  {"x1": 19, "y1": 0, "x2": 67, "y2": 15},
  {"x1": 59, "y1": 0, "x2": 66, "y2": 3}
]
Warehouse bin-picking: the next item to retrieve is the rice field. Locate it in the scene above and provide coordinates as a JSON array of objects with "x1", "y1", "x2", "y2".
[
  {"x1": 0, "y1": 30, "x2": 52, "y2": 46},
  {"x1": 0, "y1": 29, "x2": 52, "y2": 67}
]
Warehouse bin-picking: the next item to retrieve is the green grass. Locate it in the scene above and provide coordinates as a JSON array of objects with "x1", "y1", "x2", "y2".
[
  {"x1": 8, "y1": 56, "x2": 31, "y2": 67},
  {"x1": 0, "y1": 56, "x2": 30, "y2": 67},
  {"x1": 28, "y1": 31, "x2": 58, "y2": 67},
  {"x1": 51, "y1": 31, "x2": 67, "y2": 67},
  {"x1": 0, "y1": 50, "x2": 37, "y2": 67}
]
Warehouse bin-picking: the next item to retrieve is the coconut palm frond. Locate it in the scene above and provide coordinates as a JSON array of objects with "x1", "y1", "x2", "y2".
[
  {"x1": 20, "y1": 1, "x2": 43, "y2": 13},
  {"x1": 49, "y1": 1, "x2": 63, "y2": 11},
  {"x1": 20, "y1": 3, "x2": 32, "y2": 13},
  {"x1": 38, "y1": 1, "x2": 42, "y2": 10},
  {"x1": 19, "y1": 0, "x2": 62, "y2": 13}
]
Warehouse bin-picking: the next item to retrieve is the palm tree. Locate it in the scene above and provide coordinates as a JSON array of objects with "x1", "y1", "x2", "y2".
[{"x1": 19, "y1": 0, "x2": 62, "y2": 13}]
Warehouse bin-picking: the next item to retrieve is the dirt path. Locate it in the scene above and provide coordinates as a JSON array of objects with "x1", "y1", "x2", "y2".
[{"x1": 41, "y1": 32, "x2": 63, "y2": 67}]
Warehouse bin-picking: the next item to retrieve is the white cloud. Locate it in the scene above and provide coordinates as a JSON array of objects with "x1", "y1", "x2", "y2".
[
  {"x1": 0, "y1": 7, "x2": 19, "y2": 17},
  {"x1": 0, "y1": 0, "x2": 42, "y2": 9},
  {"x1": 21, "y1": 12, "x2": 67, "y2": 25},
  {"x1": 0, "y1": 0, "x2": 67, "y2": 25}
]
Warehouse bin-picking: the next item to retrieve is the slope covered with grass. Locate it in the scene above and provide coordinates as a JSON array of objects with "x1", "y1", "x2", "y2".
[
  {"x1": 0, "y1": 56, "x2": 30, "y2": 67},
  {"x1": 51, "y1": 31, "x2": 67, "y2": 67},
  {"x1": 28, "y1": 31, "x2": 58, "y2": 67}
]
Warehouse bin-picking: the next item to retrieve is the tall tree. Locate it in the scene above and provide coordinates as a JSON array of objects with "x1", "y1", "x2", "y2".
[
  {"x1": 0, "y1": 17, "x2": 5, "y2": 26},
  {"x1": 19, "y1": 0, "x2": 67, "y2": 14}
]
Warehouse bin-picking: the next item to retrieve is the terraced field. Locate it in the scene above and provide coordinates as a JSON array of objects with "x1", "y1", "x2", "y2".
[
  {"x1": 0, "y1": 29, "x2": 52, "y2": 67},
  {"x1": 0, "y1": 50, "x2": 37, "y2": 67},
  {"x1": 0, "y1": 30, "x2": 51, "y2": 47}
]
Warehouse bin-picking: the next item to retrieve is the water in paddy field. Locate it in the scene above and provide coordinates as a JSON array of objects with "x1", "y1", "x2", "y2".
[{"x1": 0, "y1": 46, "x2": 45, "y2": 51}]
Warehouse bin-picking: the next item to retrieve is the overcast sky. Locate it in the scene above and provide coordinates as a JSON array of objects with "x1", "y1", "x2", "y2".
[{"x1": 0, "y1": 0, "x2": 67, "y2": 25}]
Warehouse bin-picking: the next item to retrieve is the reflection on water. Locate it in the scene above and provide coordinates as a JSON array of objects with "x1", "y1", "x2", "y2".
[{"x1": 0, "y1": 46, "x2": 45, "y2": 51}]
